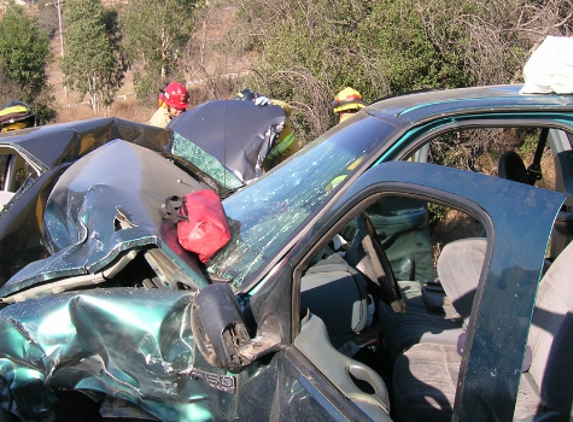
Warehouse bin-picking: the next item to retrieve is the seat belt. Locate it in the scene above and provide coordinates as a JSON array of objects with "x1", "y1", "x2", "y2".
[{"x1": 527, "y1": 128, "x2": 548, "y2": 185}]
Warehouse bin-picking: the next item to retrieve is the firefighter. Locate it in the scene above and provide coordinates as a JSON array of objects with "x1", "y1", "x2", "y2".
[
  {"x1": 332, "y1": 87, "x2": 367, "y2": 123},
  {"x1": 0, "y1": 101, "x2": 38, "y2": 132},
  {"x1": 148, "y1": 81, "x2": 189, "y2": 128},
  {"x1": 234, "y1": 89, "x2": 299, "y2": 170}
]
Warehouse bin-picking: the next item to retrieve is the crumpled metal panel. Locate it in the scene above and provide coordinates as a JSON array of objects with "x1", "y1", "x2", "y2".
[
  {"x1": 0, "y1": 287, "x2": 341, "y2": 421},
  {"x1": 0, "y1": 288, "x2": 219, "y2": 422},
  {"x1": 0, "y1": 111, "x2": 289, "y2": 285},
  {"x1": 1, "y1": 139, "x2": 207, "y2": 294},
  {"x1": 168, "y1": 100, "x2": 286, "y2": 184},
  {"x1": 0, "y1": 118, "x2": 169, "y2": 171},
  {"x1": 0, "y1": 118, "x2": 171, "y2": 285}
]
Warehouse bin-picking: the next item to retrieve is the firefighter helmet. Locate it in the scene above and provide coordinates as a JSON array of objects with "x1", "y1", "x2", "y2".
[
  {"x1": 0, "y1": 101, "x2": 38, "y2": 132},
  {"x1": 163, "y1": 81, "x2": 189, "y2": 110},
  {"x1": 332, "y1": 87, "x2": 366, "y2": 114}
]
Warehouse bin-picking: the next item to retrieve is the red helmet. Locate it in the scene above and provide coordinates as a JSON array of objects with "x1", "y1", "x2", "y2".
[{"x1": 163, "y1": 81, "x2": 189, "y2": 110}]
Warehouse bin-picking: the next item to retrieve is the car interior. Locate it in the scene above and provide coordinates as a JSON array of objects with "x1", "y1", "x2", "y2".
[
  {"x1": 295, "y1": 195, "x2": 477, "y2": 420},
  {"x1": 425, "y1": 126, "x2": 573, "y2": 260},
  {"x1": 296, "y1": 196, "x2": 573, "y2": 421},
  {"x1": 0, "y1": 146, "x2": 41, "y2": 211},
  {"x1": 294, "y1": 126, "x2": 573, "y2": 421}
]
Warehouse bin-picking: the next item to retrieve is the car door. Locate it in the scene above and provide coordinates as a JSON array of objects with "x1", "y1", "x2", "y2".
[{"x1": 232, "y1": 162, "x2": 564, "y2": 422}]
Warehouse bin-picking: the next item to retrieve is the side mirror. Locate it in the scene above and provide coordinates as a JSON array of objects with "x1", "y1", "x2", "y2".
[{"x1": 191, "y1": 283, "x2": 281, "y2": 373}]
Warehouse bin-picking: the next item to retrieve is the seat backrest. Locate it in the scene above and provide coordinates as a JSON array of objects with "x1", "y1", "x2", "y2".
[
  {"x1": 294, "y1": 313, "x2": 392, "y2": 421},
  {"x1": 437, "y1": 236, "x2": 573, "y2": 417},
  {"x1": 437, "y1": 237, "x2": 573, "y2": 417},
  {"x1": 527, "y1": 240, "x2": 573, "y2": 416},
  {"x1": 436, "y1": 237, "x2": 486, "y2": 324},
  {"x1": 300, "y1": 253, "x2": 369, "y2": 348},
  {"x1": 498, "y1": 151, "x2": 530, "y2": 184}
]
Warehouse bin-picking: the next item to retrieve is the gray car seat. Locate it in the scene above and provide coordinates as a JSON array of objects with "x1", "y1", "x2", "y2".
[
  {"x1": 378, "y1": 238, "x2": 486, "y2": 361},
  {"x1": 294, "y1": 313, "x2": 392, "y2": 421},
  {"x1": 300, "y1": 252, "x2": 369, "y2": 348},
  {"x1": 435, "y1": 237, "x2": 486, "y2": 324},
  {"x1": 392, "y1": 239, "x2": 573, "y2": 422}
]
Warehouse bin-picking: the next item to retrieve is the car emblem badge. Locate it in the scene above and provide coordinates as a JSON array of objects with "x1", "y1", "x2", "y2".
[{"x1": 190, "y1": 368, "x2": 236, "y2": 394}]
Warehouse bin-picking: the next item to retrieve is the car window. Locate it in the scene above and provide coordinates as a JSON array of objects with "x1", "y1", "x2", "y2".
[
  {"x1": 171, "y1": 132, "x2": 244, "y2": 191},
  {"x1": 405, "y1": 125, "x2": 570, "y2": 191},
  {"x1": 403, "y1": 124, "x2": 573, "y2": 259},
  {"x1": 0, "y1": 148, "x2": 40, "y2": 191},
  {"x1": 0, "y1": 146, "x2": 41, "y2": 212}
]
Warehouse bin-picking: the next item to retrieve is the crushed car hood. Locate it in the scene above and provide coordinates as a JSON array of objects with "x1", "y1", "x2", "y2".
[
  {"x1": 0, "y1": 105, "x2": 285, "y2": 284},
  {"x1": 0, "y1": 287, "x2": 219, "y2": 421},
  {"x1": 0, "y1": 140, "x2": 209, "y2": 298}
]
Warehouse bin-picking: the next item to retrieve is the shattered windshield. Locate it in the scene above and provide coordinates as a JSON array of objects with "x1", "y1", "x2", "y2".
[
  {"x1": 207, "y1": 117, "x2": 395, "y2": 288},
  {"x1": 171, "y1": 132, "x2": 244, "y2": 190}
]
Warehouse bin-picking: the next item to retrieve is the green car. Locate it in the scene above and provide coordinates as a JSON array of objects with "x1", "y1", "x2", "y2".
[{"x1": 0, "y1": 85, "x2": 572, "y2": 422}]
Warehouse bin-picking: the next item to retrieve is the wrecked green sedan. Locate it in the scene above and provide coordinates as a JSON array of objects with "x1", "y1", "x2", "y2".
[{"x1": 1, "y1": 85, "x2": 573, "y2": 422}]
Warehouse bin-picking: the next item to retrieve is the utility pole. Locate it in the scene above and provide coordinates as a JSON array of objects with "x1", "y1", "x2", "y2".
[
  {"x1": 56, "y1": 0, "x2": 63, "y2": 59},
  {"x1": 46, "y1": 0, "x2": 67, "y2": 98}
]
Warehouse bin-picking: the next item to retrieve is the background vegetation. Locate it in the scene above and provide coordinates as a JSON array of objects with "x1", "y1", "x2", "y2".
[
  {"x1": 0, "y1": 0, "x2": 571, "y2": 140},
  {"x1": 0, "y1": 3, "x2": 54, "y2": 122},
  {"x1": 61, "y1": 0, "x2": 126, "y2": 111},
  {"x1": 229, "y1": 0, "x2": 573, "y2": 139}
]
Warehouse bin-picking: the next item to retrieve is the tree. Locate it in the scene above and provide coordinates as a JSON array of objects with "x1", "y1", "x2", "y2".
[
  {"x1": 120, "y1": 0, "x2": 197, "y2": 105},
  {"x1": 61, "y1": 0, "x2": 126, "y2": 112},
  {"x1": 0, "y1": 1, "x2": 55, "y2": 122}
]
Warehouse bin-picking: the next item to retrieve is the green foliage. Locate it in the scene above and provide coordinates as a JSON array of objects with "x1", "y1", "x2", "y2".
[
  {"x1": 31, "y1": 97, "x2": 57, "y2": 124},
  {"x1": 0, "y1": 1, "x2": 55, "y2": 122},
  {"x1": 358, "y1": 0, "x2": 472, "y2": 93},
  {"x1": 231, "y1": 0, "x2": 377, "y2": 141},
  {"x1": 120, "y1": 0, "x2": 197, "y2": 104},
  {"x1": 61, "y1": 0, "x2": 126, "y2": 111},
  {"x1": 231, "y1": 0, "x2": 573, "y2": 144},
  {"x1": 231, "y1": 0, "x2": 476, "y2": 143},
  {"x1": 520, "y1": 131, "x2": 543, "y2": 156}
]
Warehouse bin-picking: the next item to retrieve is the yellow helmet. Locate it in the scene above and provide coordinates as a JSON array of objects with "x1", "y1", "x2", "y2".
[
  {"x1": 332, "y1": 87, "x2": 366, "y2": 114},
  {"x1": 0, "y1": 101, "x2": 38, "y2": 131}
]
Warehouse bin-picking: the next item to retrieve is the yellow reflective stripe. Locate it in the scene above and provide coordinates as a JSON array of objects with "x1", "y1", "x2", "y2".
[
  {"x1": 0, "y1": 105, "x2": 30, "y2": 117},
  {"x1": 268, "y1": 132, "x2": 295, "y2": 159},
  {"x1": 347, "y1": 156, "x2": 364, "y2": 171},
  {"x1": 1, "y1": 122, "x2": 28, "y2": 132}
]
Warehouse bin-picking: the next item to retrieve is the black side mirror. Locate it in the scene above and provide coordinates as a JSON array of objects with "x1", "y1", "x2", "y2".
[{"x1": 191, "y1": 283, "x2": 281, "y2": 373}]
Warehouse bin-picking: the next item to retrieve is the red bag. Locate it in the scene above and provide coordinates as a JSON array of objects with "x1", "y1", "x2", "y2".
[{"x1": 164, "y1": 190, "x2": 231, "y2": 263}]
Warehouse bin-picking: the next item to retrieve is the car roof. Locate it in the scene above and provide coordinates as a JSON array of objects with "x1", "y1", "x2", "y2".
[
  {"x1": 366, "y1": 84, "x2": 573, "y2": 123},
  {"x1": 0, "y1": 118, "x2": 168, "y2": 170}
]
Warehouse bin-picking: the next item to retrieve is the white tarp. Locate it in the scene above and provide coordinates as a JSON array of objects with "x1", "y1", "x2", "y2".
[{"x1": 520, "y1": 36, "x2": 573, "y2": 95}]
